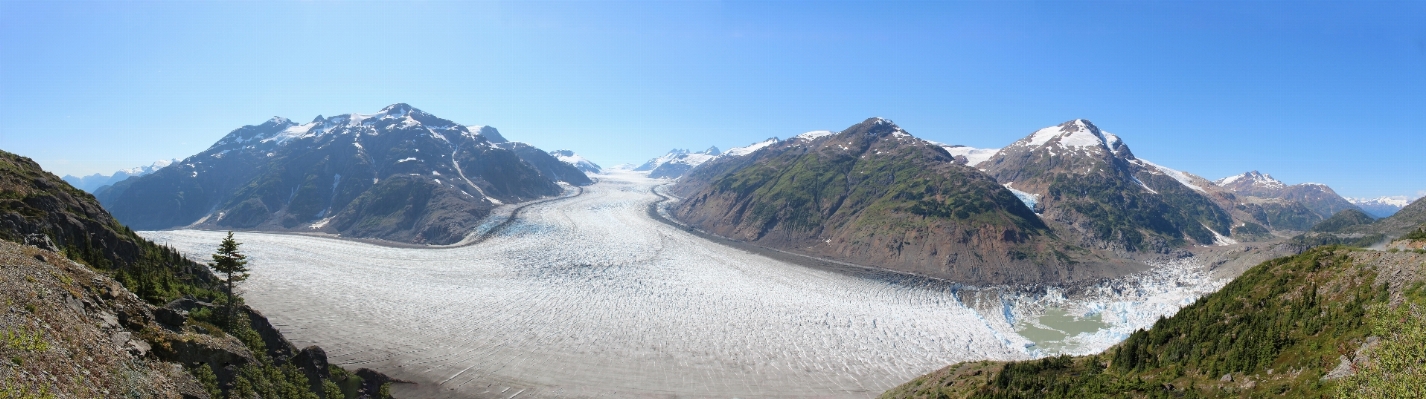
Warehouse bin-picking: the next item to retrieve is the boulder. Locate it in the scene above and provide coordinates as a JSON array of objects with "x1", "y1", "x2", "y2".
[
  {"x1": 291, "y1": 346, "x2": 332, "y2": 395},
  {"x1": 155, "y1": 307, "x2": 188, "y2": 329}
]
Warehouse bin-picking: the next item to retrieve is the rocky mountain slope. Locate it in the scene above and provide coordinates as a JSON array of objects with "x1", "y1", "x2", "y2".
[
  {"x1": 671, "y1": 118, "x2": 1140, "y2": 285},
  {"x1": 1212, "y1": 170, "x2": 1361, "y2": 231},
  {"x1": 1, "y1": 149, "x2": 395, "y2": 398},
  {"x1": 979, "y1": 119, "x2": 1236, "y2": 253},
  {"x1": 883, "y1": 245, "x2": 1426, "y2": 398},
  {"x1": 62, "y1": 159, "x2": 175, "y2": 193},
  {"x1": 96, "y1": 104, "x2": 587, "y2": 245},
  {"x1": 638, "y1": 147, "x2": 721, "y2": 179}
]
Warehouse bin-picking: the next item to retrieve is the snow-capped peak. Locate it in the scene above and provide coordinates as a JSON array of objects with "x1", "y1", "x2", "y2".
[
  {"x1": 266, "y1": 116, "x2": 293, "y2": 126},
  {"x1": 379, "y1": 103, "x2": 418, "y2": 118},
  {"x1": 1020, "y1": 119, "x2": 1124, "y2": 154},
  {"x1": 725, "y1": 138, "x2": 778, "y2": 157},
  {"x1": 1213, "y1": 170, "x2": 1284, "y2": 188},
  {"x1": 794, "y1": 130, "x2": 834, "y2": 141},
  {"x1": 550, "y1": 149, "x2": 602, "y2": 174},
  {"x1": 1347, "y1": 196, "x2": 1412, "y2": 207},
  {"x1": 117, "y1": 159, "x2": 177, "y2": 175}
]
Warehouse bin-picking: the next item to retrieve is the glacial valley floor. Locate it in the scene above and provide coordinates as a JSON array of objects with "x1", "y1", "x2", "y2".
[{"x1": 144, "y1": 172, "x2": 1032, "y2": 398}]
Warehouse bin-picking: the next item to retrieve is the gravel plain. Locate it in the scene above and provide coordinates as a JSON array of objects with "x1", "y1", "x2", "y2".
[{"x1": 143, "y1": 171, "x2": 1031, "y2": 399}]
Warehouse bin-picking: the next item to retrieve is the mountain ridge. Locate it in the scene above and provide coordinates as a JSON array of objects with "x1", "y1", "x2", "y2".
[
  {"x1": 96, "y1": 103, "x2": 588, "y2": 245},
  {"x1": 670, "y1": 117, "x2": 1143, "y2": 285}
]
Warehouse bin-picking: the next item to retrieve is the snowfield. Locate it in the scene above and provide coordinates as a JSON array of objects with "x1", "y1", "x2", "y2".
[
  {"x1": 144, "y1": 171, "x2": 1032, "y2": 398},
  {"x1": 143, "y1": 171, "x2": 1228, "y2": 398}
]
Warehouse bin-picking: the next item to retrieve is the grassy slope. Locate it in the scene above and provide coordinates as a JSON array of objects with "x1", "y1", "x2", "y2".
[{"x1": 882, "y1": 246, "x2": 1426, "y2": 398}]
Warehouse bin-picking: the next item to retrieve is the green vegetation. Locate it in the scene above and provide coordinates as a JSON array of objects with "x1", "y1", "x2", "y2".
[
  {"x1": 1403, "y1": 226, "x2": 1426, "y2": 241},
  {"x1": 1047, "y1": 170, "x2": 1233, "y2": 250},
  {"x1": 883, "y1": 247, "x2": 1423, "y2": 398},
  {"x1": 1235, "y1": 201, "x2": 1324, "y2": 232},
  {"x1": 707, "y1": 128, "x2": 1045, "y2": 243},
  {"x1": 1311, "y1": 208, "x2": 1376, "y2": 233},
  {"x1": 1287, "y1": 232, "x2": 1386, "y2": 249},
  {"x1": 1, "y1": 326, "x2": 49, "y2": 352},
  {"x1": 210, "y1": 231, "x2": 251, "y2": 329},
  {"x1": 1335, "y1": 282, "x2": 1426, "y2": 398},
  {"x1": 0, "y1": 150, "x2": 222, "y2": 305}
]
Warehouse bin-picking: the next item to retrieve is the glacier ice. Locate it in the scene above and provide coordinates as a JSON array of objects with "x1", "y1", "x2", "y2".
[{"x1": 142, "y1": 171, "x2": 1224, "y2": 397}]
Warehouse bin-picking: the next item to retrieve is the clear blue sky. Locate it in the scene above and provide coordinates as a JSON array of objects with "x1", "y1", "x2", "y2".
[{"x1": 1, "y1": 1, "x2": 1422, "y2": 199}]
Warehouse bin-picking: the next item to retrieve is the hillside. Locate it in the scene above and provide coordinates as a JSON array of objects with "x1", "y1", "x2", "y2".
[
  {"x1": 883, "y1": 245, "x2": 1426, "y2": 398},
  {"x1": 1, "y1": 149, "x2": 395, "y2": 398},
  {"x1": 979, "y1": 120, "x2": 1236, "y2": 253},
  {"x1": 96, "y1": 104, "x2": 586, "y2": 245},
  {"x1": 671, "y1": 117, "x2": 1141, "y2": 285}
]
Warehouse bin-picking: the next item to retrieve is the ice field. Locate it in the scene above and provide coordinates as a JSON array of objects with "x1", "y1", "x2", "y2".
[
  {"x1": 143, "y1": 171, "x2": 1224, "y2": 398},
  {"x1": 145, "y1": 172, "x2": 1033, "y2": 398}
]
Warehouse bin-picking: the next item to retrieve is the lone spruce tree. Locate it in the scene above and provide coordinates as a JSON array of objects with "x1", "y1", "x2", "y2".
[{"x1": 210, "y1": 231, "x2": 249, "y2": 329}]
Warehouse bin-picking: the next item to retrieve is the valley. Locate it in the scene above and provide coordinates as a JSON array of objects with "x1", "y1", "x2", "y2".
[{"x1": 143, "y1": 171, "x2": 1235, "y2": 398}]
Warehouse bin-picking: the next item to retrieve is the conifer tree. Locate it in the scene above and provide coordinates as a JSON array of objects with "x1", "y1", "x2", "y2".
[{"x1": 211, "y1": 231, "x2": 249, "y2": 329}]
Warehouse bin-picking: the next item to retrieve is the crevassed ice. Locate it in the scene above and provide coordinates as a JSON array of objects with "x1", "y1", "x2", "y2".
[{"x1": 142, "y1": 172, "x2": 1031, "y2": 398}]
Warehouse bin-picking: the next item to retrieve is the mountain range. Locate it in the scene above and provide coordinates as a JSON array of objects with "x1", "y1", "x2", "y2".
[
  {"x1": 95, "y1": 104, "x2": 591, "y2": 245},
  {"x1": 671, "y1": 118, "x2": 1142, "y2": 285},
  {"x1": 1347, "y1": 195, "x2": 1416, "y2": 218},
  {"x1": 637, "y1": 147, "x2": 723, "y2": 179},
  {"x1": 61, "y1": 159, "x2": 176, "y2": 193},
  {"x1": 666, "y1": 117, "x2": 1416, "y2": 285}
]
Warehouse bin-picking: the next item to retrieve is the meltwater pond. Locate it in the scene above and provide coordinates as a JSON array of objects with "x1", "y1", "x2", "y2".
[{"x1": 144, "y1": 172, "x2": 1033, "y2": 398}]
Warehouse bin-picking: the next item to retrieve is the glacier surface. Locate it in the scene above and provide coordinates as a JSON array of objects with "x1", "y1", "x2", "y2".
[{"x1": 143, "y1": 171, "x2": 1226, "y2": 397}]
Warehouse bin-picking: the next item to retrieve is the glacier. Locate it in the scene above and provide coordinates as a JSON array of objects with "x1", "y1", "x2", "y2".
[{"x1": 142, "y1": 170, "x2": 1226, "y2": 398}]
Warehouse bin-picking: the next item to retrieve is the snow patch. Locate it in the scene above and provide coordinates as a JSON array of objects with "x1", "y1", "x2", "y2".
[
  {"x1": 941, "y1": 145, "x2": 1000, "y2": 167},
  {"x1": 725, "y1": 138, "x2": 778, "y2": 157},
  {"x1": 1137, "y1": 159, "x2": 1207, "y2": 193},
  {"x1": 794, "y1": 130, "x2": 834, "y2": 141}
]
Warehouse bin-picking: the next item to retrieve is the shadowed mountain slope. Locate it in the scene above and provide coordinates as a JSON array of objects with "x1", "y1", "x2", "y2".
[{"x1": 97, "y1": 104, "x2": 584, "y2": 245}]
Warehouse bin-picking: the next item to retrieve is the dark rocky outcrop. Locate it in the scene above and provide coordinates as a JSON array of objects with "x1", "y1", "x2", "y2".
[{"x1": 292, "y1": 346, "x2": 333, "y2": 395}]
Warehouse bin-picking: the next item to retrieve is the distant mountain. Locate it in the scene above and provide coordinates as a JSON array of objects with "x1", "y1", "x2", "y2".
[
  {"x1": 61, "y1": 159, "x2": 176, "y2": 192},
  {"x1": 1347, "y1": 196, "x2": 1413, "y2": 218},
  {"x1": 96, "y1": 103, "x2": 585, "y2": 245},
  {"x1": 638, "y1": 146, "x2": 721, "y2": 179},
  {"x1": 550, "y1": 150, "x2": 602, "y2": 174},
  {"x1": 494, "y1": 142, "x2": 593, "y2": 185},
  {"x1": 1214, "y1": 170, "x2": 1360, "y2": 226},
  {"x1": 1352, "y1": 196, "x2": 1426, "y2": 238},
  {"x1": 979, "y1": 119, "x2": 1235, "y2": 253},
  {"x1": 671, "y1": 117, "x2": 1139, "y2": 285}
]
